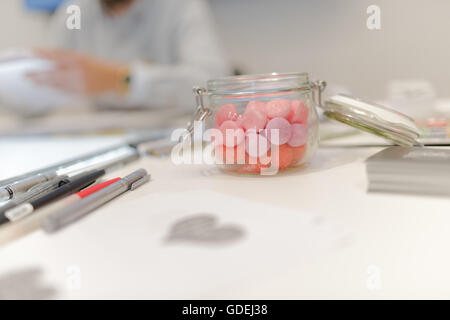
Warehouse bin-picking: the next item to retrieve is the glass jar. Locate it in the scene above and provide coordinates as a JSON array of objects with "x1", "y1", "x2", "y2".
[{"x1": 189, "y1": 72, "x2": 420, "y2": 175}]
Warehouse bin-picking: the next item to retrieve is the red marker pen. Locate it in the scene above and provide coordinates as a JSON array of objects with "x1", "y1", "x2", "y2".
[{"x1": 53, "y1": 177, "x2": 122, "y2": 210}]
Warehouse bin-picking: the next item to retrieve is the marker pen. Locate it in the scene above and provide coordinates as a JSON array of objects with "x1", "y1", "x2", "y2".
[
  {"x1": 0, "y1": 177, "x2": 120, "y2": 246},
  {"x1": 0, "y1": 175, "x2": 70, "y2": 215},
  {"x1": 0, "y1": 170, "x2": 105, "y2": 225},
  {"x1": 0, "y1": 171, "x2": 57, "y2": 202},
  {"x1": 43, "y1": 169, "x2": 149, "y2": 233}
]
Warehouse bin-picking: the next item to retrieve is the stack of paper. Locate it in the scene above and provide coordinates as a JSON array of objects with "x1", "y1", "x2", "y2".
[{"x1": 366, "y1": 146, "x2": 450, "y2": 196}]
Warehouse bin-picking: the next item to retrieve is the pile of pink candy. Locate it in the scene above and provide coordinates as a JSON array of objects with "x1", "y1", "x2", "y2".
[{"x1": 214, "y1": 98, "x2": 309, "y2": 173}]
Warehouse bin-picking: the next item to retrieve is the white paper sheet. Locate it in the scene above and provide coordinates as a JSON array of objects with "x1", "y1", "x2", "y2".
[
  {"x1": 0, "y1": 136, "x2": 127, "y2": 181},
  {"x1": 0, "y1": 190, "x2": 349, "y2": 299}
]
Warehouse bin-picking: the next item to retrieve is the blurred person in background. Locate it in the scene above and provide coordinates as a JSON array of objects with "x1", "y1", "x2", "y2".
[{"x1": 27, "y1": 0, "x2": 230, "y2": 111}]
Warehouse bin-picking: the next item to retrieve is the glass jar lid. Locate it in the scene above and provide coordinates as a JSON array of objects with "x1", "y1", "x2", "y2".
[
  {"x1": 207, "y1": 72, "x2": 310, "y2": 96},
  {"x1": 322, "y1": 94, "x2": 421, "y2": 147}
]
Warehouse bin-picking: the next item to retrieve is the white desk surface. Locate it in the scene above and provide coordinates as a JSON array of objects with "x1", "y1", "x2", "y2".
[{"x1": 1, "y1": 136, "x2": 450, "y2": 299}]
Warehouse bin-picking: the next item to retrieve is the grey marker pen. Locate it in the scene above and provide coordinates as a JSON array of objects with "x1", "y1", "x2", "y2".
[
  {"x1": 0, "y1": 171, "x2": 57, "y2": 202},
  {"x1": 42, "y1": 168, "x2": 150, "y2": 233},
  {"x1": 0, "y1": 189, "x2": 10, "y2": 203},
  {"x1": 0, "y1": 175, "x2": 70, "y2": 215}
]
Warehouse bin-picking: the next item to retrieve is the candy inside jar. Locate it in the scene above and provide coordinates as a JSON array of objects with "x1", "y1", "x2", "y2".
[{"x1": 212, "y1": 96, "x2": 315, "y2": 174}]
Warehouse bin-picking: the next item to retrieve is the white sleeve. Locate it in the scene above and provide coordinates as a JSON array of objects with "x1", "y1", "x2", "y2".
[{"x1": 126, "y1": 0, "x2": 231, "y2": 110}]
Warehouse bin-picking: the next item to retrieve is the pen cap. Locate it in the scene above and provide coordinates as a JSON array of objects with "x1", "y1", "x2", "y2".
[
  {"x1": 122, "y1": 168, "x2": 149, "y2": 189},
  {"x1": 5, "y1": 170, "x2": 57, "y2": 196},
  {"x1": 0, "y1": 176, "x2": 70, "y2": 212}
]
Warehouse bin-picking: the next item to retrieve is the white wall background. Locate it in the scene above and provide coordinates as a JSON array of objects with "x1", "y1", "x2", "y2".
[
  {"x1": 0, "y1": 1, "x2": 49, "y2": 48},
  {"x1": 0, "y1": 0, "x2": 450, "y2": 100},
  {"x1": 210, "y1": 0, "x2": 450, "y2": 100}
]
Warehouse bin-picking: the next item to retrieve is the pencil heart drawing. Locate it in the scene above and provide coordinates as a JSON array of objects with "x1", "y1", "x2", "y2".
[
  {"x1": 0, "y1": 267, "x2": 57, "y2": 300},
  {"x1": 165, "y1": 214, "x2": 245, "y2": 246}
]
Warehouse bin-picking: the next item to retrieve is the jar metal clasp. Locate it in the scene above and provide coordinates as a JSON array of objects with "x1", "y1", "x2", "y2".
[
  {"x1": 311, "y1": 80, "x2": 327, "y2": 109},
  {"x1": 182, "y1": 87, "x2": 211, "y2": 142}
]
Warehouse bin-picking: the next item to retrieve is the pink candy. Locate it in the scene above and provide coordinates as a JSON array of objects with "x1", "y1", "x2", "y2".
[
  {"x1": 245, "y1": 100, "x2": 266, "y2": 114},
  {"x1": 235, "y1": 114, "x2": 244, "y2": 128},
  {"x1": 212, "y1": 98, "x2": 309, "y2": 172},
  {"x1": 264, "y1": 117, "x2": 292, "y2": 145},
  {"x1": 287, "y1": 100, "x2": 308, "y2": 124},
  {"x1": 215, "y1": 144, "x2": 246, "y2": 164},
  {"x1": 245, "y1": 129, "x2": 271, "y2": 158},
  {"x1": 266, "y1": 99, "x2": 291, "y2": 119},
  {"x1": 288, "y1": 124, "x2": 308, "y2": 147},
  {"x1": 291, "y1": 145, "x2": 306, "y2": 164},
  {"x1": 214, "y1": 104, "x2": 239, "y2": 126},
  {"x1": 219, "y1": 120, "x2": 245, "y2": 147},
  {"x1": 241, "y1": 109, "x2": 267, "y2": 131},
  {"x1": 272, "y1": 144, "x2": 294, "y2": 170}
]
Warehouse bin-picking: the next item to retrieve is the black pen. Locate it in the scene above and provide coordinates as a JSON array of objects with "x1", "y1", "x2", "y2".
[{"x1": 0, "y1": 169, "x2": 105, "y2": 225}]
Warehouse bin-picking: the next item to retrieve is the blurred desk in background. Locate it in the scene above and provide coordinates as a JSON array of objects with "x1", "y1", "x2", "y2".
[{"x1": 0, "y1": 105, "x2": 189, "y2": 137}]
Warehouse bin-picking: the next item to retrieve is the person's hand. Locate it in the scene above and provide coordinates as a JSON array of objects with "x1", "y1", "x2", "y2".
[{"x1": 26, "y1": 48, "x2": 130, "y2": 97}]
